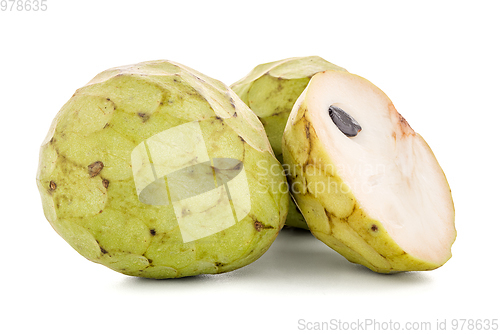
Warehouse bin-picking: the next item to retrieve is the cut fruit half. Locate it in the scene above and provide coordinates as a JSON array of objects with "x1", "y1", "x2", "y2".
[{"x1": 282, "y1": 70, "x2": 456, "y2": 272}]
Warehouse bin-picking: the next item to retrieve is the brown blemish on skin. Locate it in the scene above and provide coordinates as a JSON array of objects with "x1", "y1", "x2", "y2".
[
  {"x1": 371, "y1": 224, "x2": 378, "y2": 232},
  {"x1": 138, "y1": 112, "x2": 150, "y2": 122},
  {"x1": 193, "y1": 75, "x2": 205, "y2": 82},
  {"x1": 49, "y1": 181, "x2": 57, "y2": 191},
  {"x1": 324, "y1": 208, "x2": 336, "y2": 220},
  {"x1": 254, "y1": 221, "x2": 263, "y2": 232},
  {"x1": 102, "y1": 179, "x2": 109, "y2": 188},
  {"x1": 100, "y1": 246, "x2": 108, "y2": 254},
  {"x1": 88, "y1": 161, "x2": 104, "y2": 177},
  {"x1": 150, "y1": 229, "x2": 156, "y2": 236}
]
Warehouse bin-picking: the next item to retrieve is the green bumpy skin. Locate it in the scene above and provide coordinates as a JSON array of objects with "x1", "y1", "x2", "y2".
[
  {"x1": 231, "y1": 56, "x2": 346, "y2": 229},
  {"x1": 37, "y1": 60, "x2": 288, "y2": 279},
  {"x1": 282, "y1": 103, "x2": 452, "y2": 273}
]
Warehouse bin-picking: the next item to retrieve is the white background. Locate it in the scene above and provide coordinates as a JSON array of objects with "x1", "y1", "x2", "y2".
[{"x1": 1, "y1": 1, "x2": 499, "y2": 333}]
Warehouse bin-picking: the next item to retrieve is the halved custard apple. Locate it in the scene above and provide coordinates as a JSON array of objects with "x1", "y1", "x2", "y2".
[{"x1": 282, "y1": 70, "x2": 456, "y2": 273}]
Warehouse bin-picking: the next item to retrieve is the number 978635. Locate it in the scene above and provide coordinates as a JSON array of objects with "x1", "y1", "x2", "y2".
[{"x1": 1, "y1": 0, "x2": 47, "y2": 11}]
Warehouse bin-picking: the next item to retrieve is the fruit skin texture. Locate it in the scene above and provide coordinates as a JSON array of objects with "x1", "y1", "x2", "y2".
[
  {"x1": 282, "y1": 73, "x2": 456, "y2": 273},
  {"x1": 231, "y1": 56, "x2": 346, "y2": 161},
  {"x1": 231, "y1": 56, "x2": 346, "y2": 229},
  {"x1": 37, "y1": 60, "x2": 288, "y2": 279}
]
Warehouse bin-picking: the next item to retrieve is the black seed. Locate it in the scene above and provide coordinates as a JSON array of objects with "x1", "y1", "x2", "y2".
[{"x1": 328, "y1": 105, "x2": 362, "y2": 137}]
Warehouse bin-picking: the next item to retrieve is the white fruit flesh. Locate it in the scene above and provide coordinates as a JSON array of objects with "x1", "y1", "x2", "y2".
[{"x1": 302, "y1": 71, "x2": 455, "y2": 265}]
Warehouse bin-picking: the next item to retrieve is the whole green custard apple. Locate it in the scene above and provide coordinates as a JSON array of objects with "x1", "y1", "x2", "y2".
[
  {"x1": 231, "y1": 56, "x2": 346, "y2": 229},
  {"x1": 37, "y1": 60, "x2": 288, "y2": 279}
]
